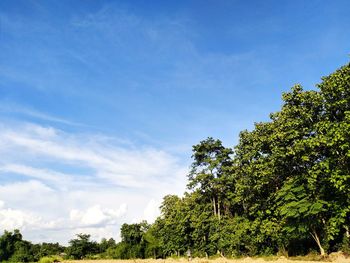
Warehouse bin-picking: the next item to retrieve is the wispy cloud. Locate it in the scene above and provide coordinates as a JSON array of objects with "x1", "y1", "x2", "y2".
[
  {"x1": 0, "y1": 103, "x2": 83, "y2": 126},
  {"x1": 0, "y1": 123, "x2": 185, "y2": 189},
  {"x1": 0, "y1": 164, "x2": 73, "y2": 187}
]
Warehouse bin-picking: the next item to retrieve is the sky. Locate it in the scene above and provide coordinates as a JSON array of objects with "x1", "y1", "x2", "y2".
[{"x1": 0, "y1": 0, "x2": 349, "y2": 244}]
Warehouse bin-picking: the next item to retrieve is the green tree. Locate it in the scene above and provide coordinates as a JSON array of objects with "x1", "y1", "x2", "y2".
[
  {"x1": 66, "y1": 234, "x2": 99, "y2": 259},
  {"x1": 317, "y1": 63, "x2": 350, "y2": 248},
  {"x1": 143, "y1": 223, "x2": 162, "y2": 258},
  {"x1": 188, "y1": 138, "x2": 233, "y2": 220},
  {"x1": 99, "y1": 237, "x2": 116, "y2": 253},
  {"x1": 9, "y1": 240, "x2": 35, "y2": 262},
  {"x1": 115, "y1": 221, "x2": 150, "y2": 259},
  {"x1": 37, "y1": 242, "x2": 65, "y2": 257},
  {"x1": 157, "y1": 195, "x2": 186, "y2": 256},
  {"x1": 0, "y1": 229, "x2": 24, "y2": 261}
]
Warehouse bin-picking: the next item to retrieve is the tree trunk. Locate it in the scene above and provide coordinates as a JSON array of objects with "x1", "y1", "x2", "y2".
[
  {"x1": 310, "y1": 229, "x2": 326, "y2": 256},
  {"x1": 218, "y1": 196, "x2": 221, "y2": 221},
  {"x1": 212, "y1": 197, "x2": 217, "y2": 216}
]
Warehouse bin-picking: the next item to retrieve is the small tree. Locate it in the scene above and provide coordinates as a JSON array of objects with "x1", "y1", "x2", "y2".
[{"x1": 66, "y1": 234, "x2": 99, "y2": 259}]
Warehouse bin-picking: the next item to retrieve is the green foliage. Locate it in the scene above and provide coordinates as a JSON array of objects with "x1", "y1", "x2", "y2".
[
  {"x1": 36, "y1": 242, "x2": 65, "y2": 258},
  {"x1": 65, "y1": 233, "x2": 99, "y2": 259},
  {"x1": 188, "y1": 137, "x2": 234, "y2": 220},
  {"x1": 341, "y1": 233, "x2": 350, "y2": 254},
  {"x1": 151, "y1": 62, "x2": 350, "y2": 258},
  {"x1": 111, "y1": 63, "x2": 350, "y2": 258},
  {"x1": 0, "y1": 229, "x2": 38, "y2": 262},
  {"x1": 0, "y1": 229, "x2": 65, "y2": 262},
  {"x1": 108, "y1": 221, "x2": 151, "y2": 259},
  {"x1": 38, "y1": 255, "x2": 63, "y2": 263},
  {"x1": 99, "y1": 237, "x2": 116, "y2": 253}
]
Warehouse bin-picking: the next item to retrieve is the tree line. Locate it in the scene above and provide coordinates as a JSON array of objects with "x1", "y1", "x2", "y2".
[
  {"x1": 0, "y1": 230, "x2": 117, "y2": 262},
  {"x1": 1, "y1": 62, "x2": 349, "y2": 261}
]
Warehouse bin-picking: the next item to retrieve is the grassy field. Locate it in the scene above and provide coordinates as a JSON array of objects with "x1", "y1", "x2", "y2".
[{"x1": 63, "y1": 254, "x2": 350, "y2": 263}]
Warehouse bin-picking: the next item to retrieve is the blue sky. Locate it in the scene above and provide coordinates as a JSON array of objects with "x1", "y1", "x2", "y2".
[{"x1": 0, "y1": 0, "x2": 349, "y2": 243}]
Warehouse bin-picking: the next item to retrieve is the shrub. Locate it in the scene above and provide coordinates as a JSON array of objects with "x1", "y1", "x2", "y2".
[{"x1": 38, "y1": 256, "x2": 62, "y2": 263}]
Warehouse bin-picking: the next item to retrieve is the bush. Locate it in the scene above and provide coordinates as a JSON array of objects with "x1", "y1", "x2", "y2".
[{"x1": 38, "y1": 256, "x2": 62, "y2": 263}]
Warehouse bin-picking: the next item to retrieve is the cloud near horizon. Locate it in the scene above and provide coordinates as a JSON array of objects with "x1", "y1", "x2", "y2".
[{"x1": 0, "y1": 121, "x2": 188, "y2": 244}]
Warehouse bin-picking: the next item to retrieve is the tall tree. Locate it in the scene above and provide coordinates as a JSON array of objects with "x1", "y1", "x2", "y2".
[{"x1": 188, "y1": 137, "x2": 233, "y2": 220}]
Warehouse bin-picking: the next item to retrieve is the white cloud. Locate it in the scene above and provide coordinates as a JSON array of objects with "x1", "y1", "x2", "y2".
[
  {"x1": 0, "y1": 122, "x2": 187, "y2": 243},
  {"x1": 0, "y1": 208, "x2": 40, "y2": 230},
  {"x1": 0, "y1": 201, "x2": 61, "y2": 231},
  {"x1": 69, "y1": 204, "x2": 127, "y2": 227},
  {"x1": 72, "y1": 225, "x2": 121, "y2": 243},
  {"x1": 0, "y1": 164, "x2": 72, "y2": 186},
  {"x1": 142, "y1": 199, "x2": 160, "y2": 223},
  {"x1": 0, "y1": 180, "x2": 53, "y2": 197},
  {"x1": 0, "y1": 103, "x2": 81, "y2": 126}
]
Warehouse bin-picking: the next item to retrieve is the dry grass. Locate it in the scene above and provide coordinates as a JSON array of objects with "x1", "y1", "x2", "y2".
[{"x1": 63, "y1": 254, "x2": 350, "y2": 263}]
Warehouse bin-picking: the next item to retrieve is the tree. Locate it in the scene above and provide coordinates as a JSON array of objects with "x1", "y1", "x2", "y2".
[
  {"x1": 66, "y1": 234, "x2": 99, "y2": 259},
  {"x1": 116, "y1": 221, "x2": 150, "y2": 258},
  {"x1": 188, "y1": 137, "x2": 233, "y2": 220},
  {"x1": 143, "y1": 223, "x2": 162, "y2": 258},
  {"x1": 157, "y1": 195, "x2": 187, "y2": 256},
  {"x1": 37, "y1": 242, "x2": 65, "y2": 257},
  {"x1": 9, "y1": 240, "x2": 35, "y2": 262},
  {"x1": 0, "y1": 230, "x2": 24, "y2": 261},
  {"x1": 317, "y1": 63, "x2": 350, "y2": 247},
  {"x1": 99, "y1": 237, "x2": 116, "y2": 253}
]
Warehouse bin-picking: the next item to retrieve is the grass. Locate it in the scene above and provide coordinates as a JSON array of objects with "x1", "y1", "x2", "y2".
[{"x1": 62, "y1": 253, "x2": 349, "y2": 263}]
